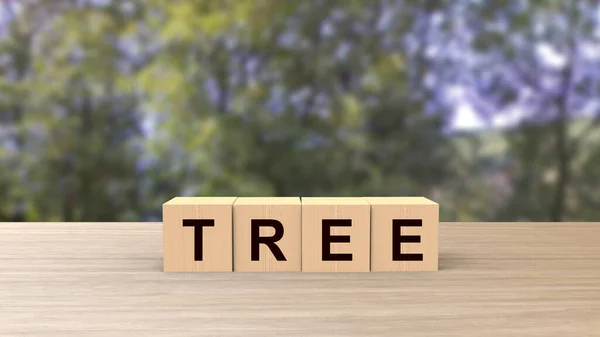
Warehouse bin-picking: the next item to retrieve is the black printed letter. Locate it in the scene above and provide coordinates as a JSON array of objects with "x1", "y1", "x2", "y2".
[
  {"x1": 392, "y1": 219, "x2": 423, "y2": 261},
  {"x1": 251, "y1": 219, "x2": 286, "y2": 261},
  {"x1": 322, "y1": 219, "x2": 353, "y2": 261},
  {"x1": 182, "y1": 219, "x2": 215, "y2": 261}
]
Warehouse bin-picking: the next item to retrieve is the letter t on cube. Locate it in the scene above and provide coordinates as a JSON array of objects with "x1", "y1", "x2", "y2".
[
  {"x1": 366, "y1": 197, "x2": 439, "y2": 271},
  {"x1": 162, "y1": 197, "x2": 237, "y2": 272}
]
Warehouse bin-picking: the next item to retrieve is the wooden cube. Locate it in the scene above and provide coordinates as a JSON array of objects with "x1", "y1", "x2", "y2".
[
  {"x1": 301, "y1": 197, "x2": 370, "y2": 272},
  {"x1": 162, "y1": 197, "x2": 237, "y2": 272},
  {"x1": 233, "y1": 197, "x2": 301, "y2": 272},
  {"x1": 366, "y1": 197, "x2": 438, "y2": 271}
]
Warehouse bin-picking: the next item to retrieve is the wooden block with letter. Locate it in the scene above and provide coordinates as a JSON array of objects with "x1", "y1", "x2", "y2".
[
  {"x1": 366, "y1": 197, "x2": 438, "y2": 271},
  {"x1": 301, "y1": 197, "x2": 370, "y2": 272},
  {"x1": 233, "y1": 197, "x2": 301, "y2": 272},
  {"x1": 162, "y1": 197, "x2": 237, "y2": 272}
]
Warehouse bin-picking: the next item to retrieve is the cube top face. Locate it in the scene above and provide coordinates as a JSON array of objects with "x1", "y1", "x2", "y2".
[
  {"x1": 234, "y1": 197, "x2": 300, "y2": 205},
  {"x1": 365, "y1": 197, "x2": 437, "y2": 206},
  {"x1": 301, "y1": 197, "x2": 369, "y2": 206},
  {"x1": 164, "y1": 197, "x2": 238, "y2": 206}
]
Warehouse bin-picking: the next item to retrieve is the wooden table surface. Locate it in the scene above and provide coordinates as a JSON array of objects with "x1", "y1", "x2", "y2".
[{"x1": 1, "y1": 222, "x2": 599, "y2": 337}]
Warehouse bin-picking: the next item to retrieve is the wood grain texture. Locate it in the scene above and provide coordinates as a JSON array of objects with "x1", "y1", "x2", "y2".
[
  {"x1": 366, "y1": 197, "x2": 439, "y2": 271},
  {"x1": 163, "y1": 197, "x2": 237, "y2": 272},
  {"x1": 233, "y1": 197, "x2": 301, "y2": 272},
  {"x1": 301, "y1": 198, "x2": 371, "y2": 272},
  {"x1": 1, "y1": 222, "x2": 599, "y2": 337}
]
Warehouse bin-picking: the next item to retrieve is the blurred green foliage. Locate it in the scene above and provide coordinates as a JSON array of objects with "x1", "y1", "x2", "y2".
[{"x1": 1, "y1": 0, "x2": 599, "y2": 222}]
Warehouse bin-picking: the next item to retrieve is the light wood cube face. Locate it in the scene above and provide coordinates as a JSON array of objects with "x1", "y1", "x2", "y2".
[
  {"x1": 301, "y1": 198, "x2": 371, "y2": 272},
  {"x1": 162, "y1": 196, "x2": 439, "y2": 272},
  {"x1": 162, "y1": 197, "x2": 236, "y2": 272},
  {"x1": 233, "y1": 197, "x2": 301, "y2": 272},
  {"x1": 366, "y1": 197, "x2": 439, "y2": 271}
]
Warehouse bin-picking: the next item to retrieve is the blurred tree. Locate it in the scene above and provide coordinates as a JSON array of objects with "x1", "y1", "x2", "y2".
[
  {"x1": 2, "y1": 0, "x2": 599, "y2": 222},
  {"x1": 440, "y1": 0, "x2": 600, "y2": 221},
  {"x1": 0, "y1": 0, "x2": 145, "y2": 221},
  {"x1": 138, "y1": 0, "x2": 455, "y2": 207}
]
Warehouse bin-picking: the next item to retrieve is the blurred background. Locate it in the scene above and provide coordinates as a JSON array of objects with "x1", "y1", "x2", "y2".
[{"x1": 1, "y1": 0, "x2": 599, "y2": 222}]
